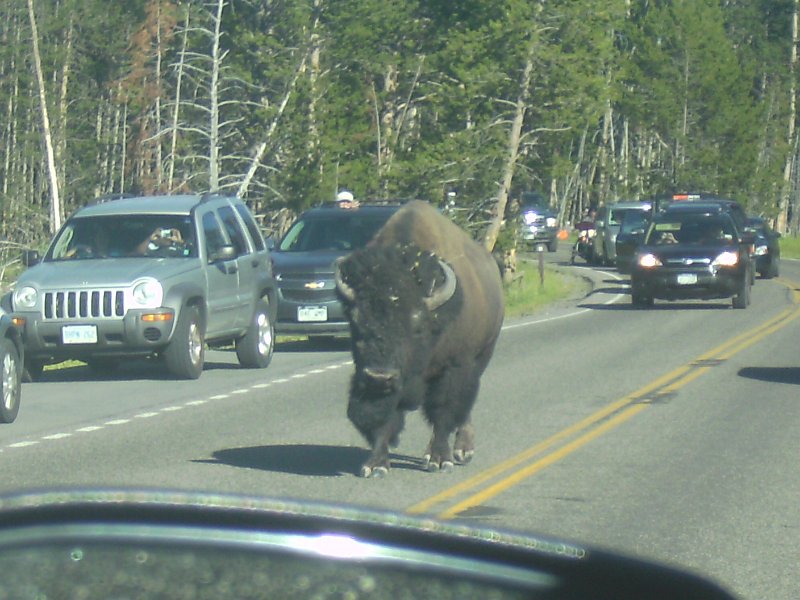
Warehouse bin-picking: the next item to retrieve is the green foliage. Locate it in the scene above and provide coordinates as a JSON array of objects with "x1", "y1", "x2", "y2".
[{"x1": 3, "y1": 0, "x2": 800, "y2": 248}]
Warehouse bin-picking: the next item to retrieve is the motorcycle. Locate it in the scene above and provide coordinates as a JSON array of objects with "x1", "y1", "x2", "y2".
[{"x1": 570, "y1": 220, "x2": 596, "y2": 264}]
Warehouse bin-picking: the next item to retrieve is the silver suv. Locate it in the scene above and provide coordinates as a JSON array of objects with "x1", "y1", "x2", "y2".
[{"x1": 2, "y1": 193, "x2": 276, "y2": 380}]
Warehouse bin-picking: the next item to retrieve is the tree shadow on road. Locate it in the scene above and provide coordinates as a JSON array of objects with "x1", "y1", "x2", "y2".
[
  {"x1": 738, "y1": 366, "x2": 800, "y2": 386},
  {"x1": 197, "y1": 444, "x2": 427, "y2": 477}
]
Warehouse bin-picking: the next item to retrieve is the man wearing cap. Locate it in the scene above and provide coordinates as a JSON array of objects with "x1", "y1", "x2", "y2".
[{"x1": 336, "y1": 190, "x2": 359, "y2": 209}]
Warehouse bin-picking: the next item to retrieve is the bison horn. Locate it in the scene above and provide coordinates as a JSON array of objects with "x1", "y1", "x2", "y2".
[
  {"x1": 424, "y1": 259, "x2": 457, "y2": 311},
  {"x1": 334, "y1": 257, "x2": 356, "y2": 302},
  {"x1": 363, "y1": 367, "x2": 400, "y2": 393}
]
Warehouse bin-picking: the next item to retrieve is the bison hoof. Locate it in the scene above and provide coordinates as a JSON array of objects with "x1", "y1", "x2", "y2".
[
  {"x1": 360, "y1": 465, "x2": 389, "y2": 478},
  {"x1": 423, "y1": 455, "x2": 454, "y2": 473},
  {"x1": 453, "y1": 449, "x2": 474, "y2": 464}
]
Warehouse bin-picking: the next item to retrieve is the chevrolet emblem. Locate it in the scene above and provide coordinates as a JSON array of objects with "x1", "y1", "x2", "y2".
[{"x1": 304, "y1": 281, "x2": 326, "y2": 290}]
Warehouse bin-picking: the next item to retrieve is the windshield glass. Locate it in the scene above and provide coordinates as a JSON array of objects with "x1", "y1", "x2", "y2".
[
  {"x1": 278, "y1": 213, "x2": 389, "y2": 252},
  {"x1": 618, "y1": 210, "x2": 650, "y2": 234},
  {"x1": 644, "y1": 215, "x2": 736, "y2": 245},
  {"x1": 47, "y1": 215, "x2": 197, "y2": 260}
]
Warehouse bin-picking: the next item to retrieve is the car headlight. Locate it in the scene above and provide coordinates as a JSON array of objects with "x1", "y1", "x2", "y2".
[
  {"x1": 131, "y1": 279, "x2": 163, "y2": 308},
  {"x1": 754, "y1": 244, "x2": 768, "y2": 256},
  {"x1": 12, "y1": 286, "x2": 38, "y2": 310},
  {"x1": 545, "y1": 217, "x2": 557, "y2": 228},
  {"x1": 637, "y1": 254, "x2": 662, "y2": 268},
  {"x1": 712, "y1": 251, "x2": 739, "y2": 267}
]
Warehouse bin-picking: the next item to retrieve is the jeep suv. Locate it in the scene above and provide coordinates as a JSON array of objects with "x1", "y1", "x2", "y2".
[
  {"x1": 3, "y1": 193, "x2": 277, "y2": 380},
  {"x1": 270, "y1": 201, "x2": 403, "y2": 338}
]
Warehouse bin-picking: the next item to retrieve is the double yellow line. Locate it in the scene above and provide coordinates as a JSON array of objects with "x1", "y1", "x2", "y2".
[{"x1": 407, "y1": 279, "x2": 800, "y2": 519}]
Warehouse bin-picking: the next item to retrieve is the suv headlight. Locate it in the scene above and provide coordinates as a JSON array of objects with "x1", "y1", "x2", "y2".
[
  {"x1": 131, "y1": 279, "x2": 163, "y2": 308},
  {"x1": 712, "y1": 251, "x2": 739, "y2": 267},
  {"x1": 545, "y1": 217, "x2": 557, "y2": 228},
  {"x1": 637, "y1": 253, "x2": 662, "y2": 268},
  {"x1": 13, "y1": 286, "x2": 38, "y2": 310}
]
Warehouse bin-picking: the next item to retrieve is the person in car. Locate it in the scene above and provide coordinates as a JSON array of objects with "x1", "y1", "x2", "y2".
[
  {"x1": 135, "y1": 227, "x2": 186, "y2": 255},
  {"x1": 336, "y1": 190, "x2": 360, "y2": 209}
]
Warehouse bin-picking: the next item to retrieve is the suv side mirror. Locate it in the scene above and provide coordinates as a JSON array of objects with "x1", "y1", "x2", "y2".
[
  {"x1": 209, "y1": 245, "x2": 237, "y2": 262},
  {"x1": 21, "y1": 250, "x2": 41, "y2": 267}
]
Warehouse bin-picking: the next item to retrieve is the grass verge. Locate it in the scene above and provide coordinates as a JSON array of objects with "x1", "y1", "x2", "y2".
[
  {"x1": 780, "y1": 234, "x2": 800, "y2": 259},
  {"x1": 503, "y1": 258, "x2": 589, "y2": 318}
]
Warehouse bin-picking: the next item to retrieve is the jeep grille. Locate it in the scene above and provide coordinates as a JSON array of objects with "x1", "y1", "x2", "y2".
[{"x1": 43, "y1": 290, "x2": 126, "y2": 320}]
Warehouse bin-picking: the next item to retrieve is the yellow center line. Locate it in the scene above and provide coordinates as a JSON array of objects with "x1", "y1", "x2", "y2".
[
  {"x1": 407, "y1": 284, "x2": 800, "y2": 519},
  {"x1": 438, "y1": 404, "x2": 649, "y2": 519}
]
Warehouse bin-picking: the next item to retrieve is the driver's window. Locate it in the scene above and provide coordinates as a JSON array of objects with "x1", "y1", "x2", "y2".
[
  {"x1": 218, "y1": 206, "x2": 248, "y2": 255},
  {"x1": 202, "y1": 212, "x2": 227, "y2": 260}
]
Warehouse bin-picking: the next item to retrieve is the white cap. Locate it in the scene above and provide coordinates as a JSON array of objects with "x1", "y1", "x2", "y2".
[{"x1": 336, "y1": 190, "x2": 354, "y2": 202}]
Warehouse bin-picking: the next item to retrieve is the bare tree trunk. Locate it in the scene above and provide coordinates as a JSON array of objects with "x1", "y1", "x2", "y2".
[
  {"x1": 154, "y1": 0, "x2": 165, "y2": 191},
  {"x1": 207, "y1": 0, "x2": 226, "y2": 191},
  {"x1": 55, "y1": 16, "x2": 74, "y2": 202},
  {"x1": 236, "y1": 48, "x2": 310, "y2": 198},
  {"x1": 778, "y1": 0, "x2": 798, "y2": 233},
  {"x1": 484, "y1": 41, "x2": 536, "y2": 252},
  {"x1": 27, "y1": 0, "x2": 62, "y2": 232},
  {"x1": 168, "y1": 9, "x2": 190, "y2": 192}
]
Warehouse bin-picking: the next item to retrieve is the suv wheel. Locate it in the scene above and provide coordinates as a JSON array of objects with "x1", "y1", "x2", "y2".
[
  {"x1": 235, "y1": 299, "x2": 274, "y2": 369},
  {"x1": 0, "y1": 339, "x2": 21, "y2": 423},
  {"x1": 164, "y1": 305, "x2": 205, "y2": 379}
]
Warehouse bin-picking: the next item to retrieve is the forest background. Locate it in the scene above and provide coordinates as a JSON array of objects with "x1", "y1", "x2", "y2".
[{"x1": 2, "y1": 0, "x2": 800, "y2": 277}]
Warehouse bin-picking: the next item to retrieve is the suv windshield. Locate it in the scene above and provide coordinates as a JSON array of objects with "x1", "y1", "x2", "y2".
[
  {"x1": 278, "y1": 211, "x2": 390, "y2": 252},
  {"x1": 48, "y1": 215, "x2": 197, "y2": 260},
  {"x1": 644, "y1": 214, "x2": 736, "y2": 246}
]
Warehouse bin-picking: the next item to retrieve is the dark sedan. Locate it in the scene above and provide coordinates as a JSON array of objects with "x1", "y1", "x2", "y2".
[
  {"x1": 629, "y1": 211, "x2": 753, "y2": 309},
  {"x1": 745, "y1": 216, "x2": 781, "y2": 279},
  {"x1": 270, "y1": 202, "x2": 403, "y2": 338}
]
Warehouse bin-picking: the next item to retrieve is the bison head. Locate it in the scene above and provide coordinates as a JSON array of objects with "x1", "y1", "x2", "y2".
[{"x1": 335, "y1": 242, "x2": 457, "y2": 409}]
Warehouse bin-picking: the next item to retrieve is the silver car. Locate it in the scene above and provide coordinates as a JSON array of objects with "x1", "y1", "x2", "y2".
[{"x1": 591, "y1": 201, "x2": 652, "y2": 265}]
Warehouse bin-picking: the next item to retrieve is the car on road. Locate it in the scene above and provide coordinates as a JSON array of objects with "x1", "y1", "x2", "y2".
[
  {"x1": 270, "y1": 201, "x2": 404, "y2": 339},
  {"x1": 1, "y1": 193, "x2": 277, "y2": 380},
  {"x1": 744, "y1": 216, "x2": 781, "y2": 279},
  {"x1": 591, "y1": 201, "x2": 652, "y2": 266},
  {"x1": 0, "y1": 313, "x2": 23, "y2": 423},
  {"x1": 518, "y1": 203, "x2": 559, "y2": 252},
  {"x1": 630, "y1": 209, "x2": 753, "y2": 308},
  {"x1": 614, "y1": 208, "x2": 653, "y2": 273}
]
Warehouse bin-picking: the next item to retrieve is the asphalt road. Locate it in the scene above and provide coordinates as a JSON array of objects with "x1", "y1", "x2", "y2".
[{"x1": 1, "y1": 244, "x2": 799, "y2": 599}]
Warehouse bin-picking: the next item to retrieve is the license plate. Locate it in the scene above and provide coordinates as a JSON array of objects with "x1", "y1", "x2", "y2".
[
  {"x1": 676, "y1": 273, "x2": 697, "y2": 285},
  {"x1": 62, "y1": 325, "x2": 98, "y2": 344},
  {"x1": 297, "y1": 306, "x2": 328, "y2": 322}
]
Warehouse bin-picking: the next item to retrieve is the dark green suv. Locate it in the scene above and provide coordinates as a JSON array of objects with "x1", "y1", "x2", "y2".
[{"x1": 3, "y1": 193, "x2": 277, "y2": 380}]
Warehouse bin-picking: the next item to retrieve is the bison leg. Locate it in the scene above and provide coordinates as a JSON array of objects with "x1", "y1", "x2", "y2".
[
  {"x1": 453, "y1": 418, "x2": 475, "y2": 464},
  {"x1": 423, "y1": 423, "x2": 456, "y2": 473},
  {"x1": 359, "y1": 410, "x2": 406, "y2": 478},
  {"x1": 422, "y1": 369, "x2": 481, "y2": 473}
]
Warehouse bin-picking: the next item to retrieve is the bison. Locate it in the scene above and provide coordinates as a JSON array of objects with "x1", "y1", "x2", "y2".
[{"x1": 335, "y1": 200, "x2": 504, "y2": 477}]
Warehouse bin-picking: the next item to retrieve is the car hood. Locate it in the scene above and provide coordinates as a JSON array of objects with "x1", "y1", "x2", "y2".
[
  {"x1": 271, "y1": 250, "x2": 346, "y2": 276},
  {"x1": 17, "y1": 258, "x2": 199, "y2": 289}
]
